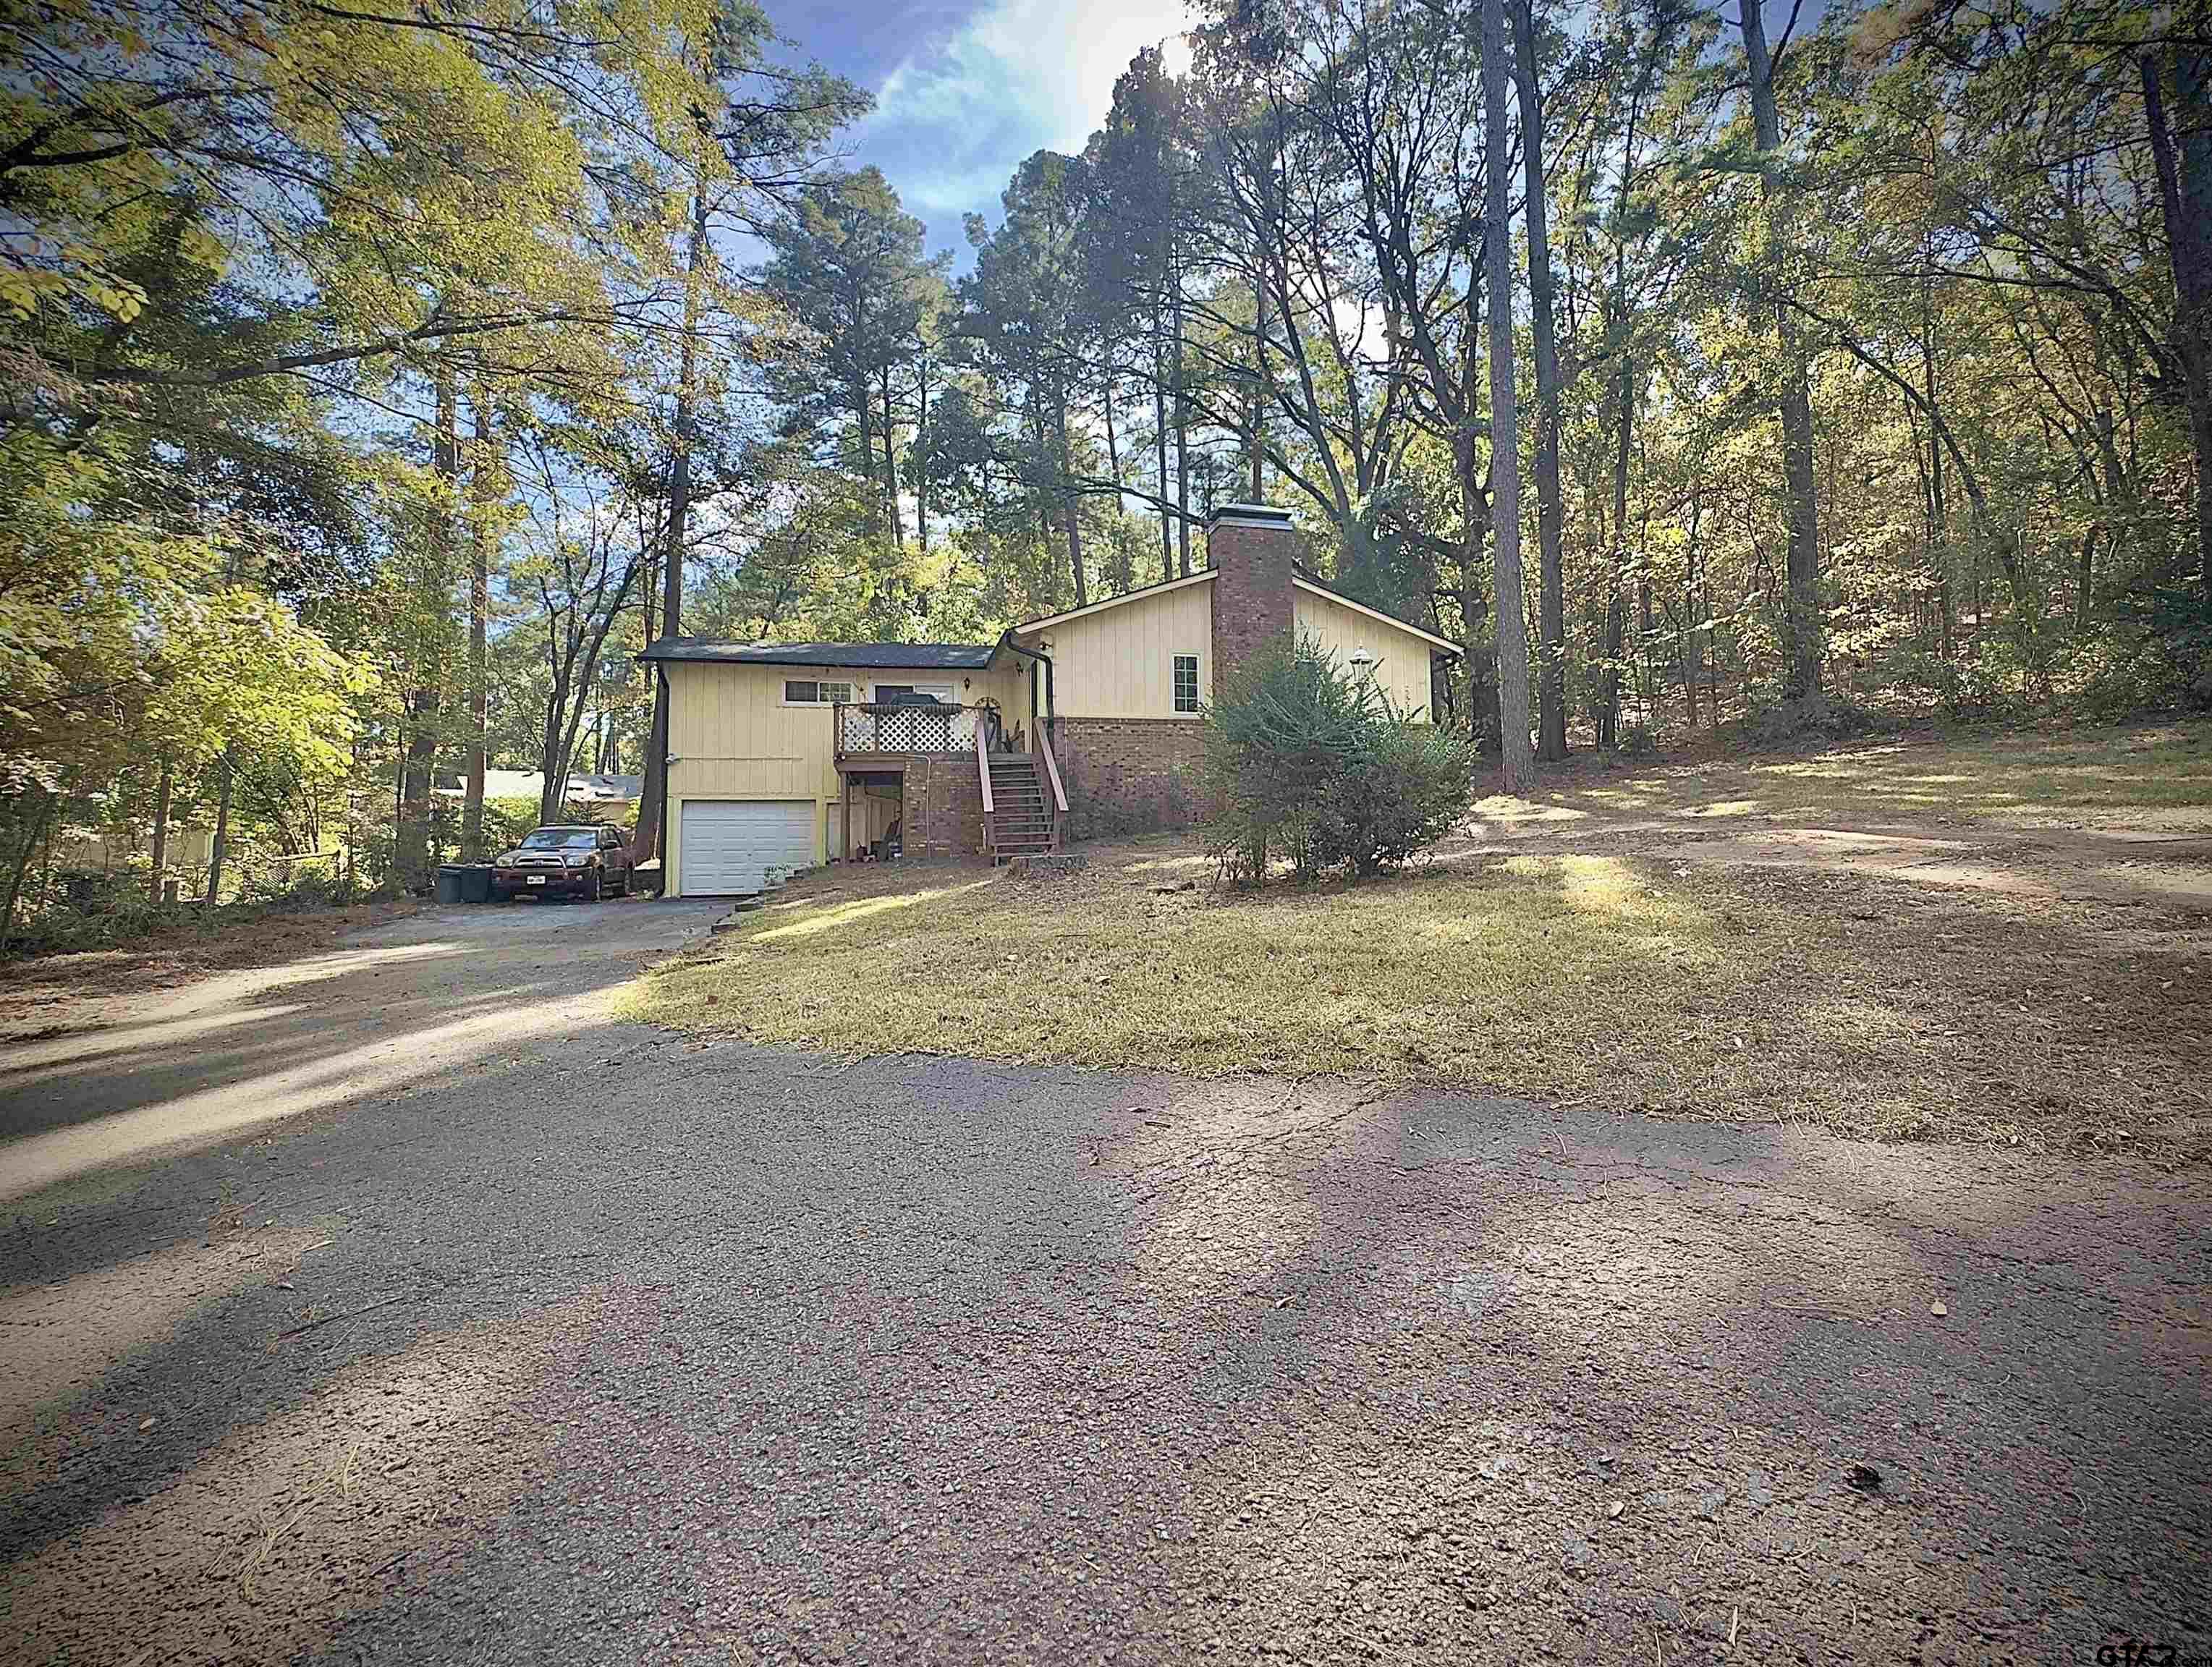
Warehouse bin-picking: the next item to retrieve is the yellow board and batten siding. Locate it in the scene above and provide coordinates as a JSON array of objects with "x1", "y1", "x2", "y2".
[
  {"x1": 1020, "y1": 574, "x2": 1443, "y2": 721},
  {"x1": 1024, "y1": 579, "x2": 1213, "y2": 718},
  {"x1": 1292, "y1": 587, "x2": 1437, "y2": 718},
  {"x1": 662, "y1": 658, "x2": 1025, "y2": 895}
]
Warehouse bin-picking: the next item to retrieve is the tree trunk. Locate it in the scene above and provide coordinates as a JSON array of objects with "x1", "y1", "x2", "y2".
[
  {"x1": 148, "y1": 757, "x2": 172, "y2": 903},
  {"x1": 1174, "y1": 279, "x2": 1191, "y2": 576},
  {"x1": 465, "y1": 374, "x2": 493, "y2": 860},
  {"x1": 2074, "y1": 527, "x2": 2096, "y2": 629},
  {"x1": 1682, "y1": 496, "x2": 1703, "y2": 730},
  {"x1": 1743, "y1": 0, "x2": 1823, "y2": 695},
  {"x1": 1483, "y1": 0, "x2": 1535, "y2": 792},
  {"x1": 1057, "y1": 389, "x2": 1088, "y2": 607},
  {"x1": 2143, "y1": 46, "x2": 2212, "y2": 616},
  {"x1": 856, "y1": 369, "x2": 876, "y2": 497},
  {"x1": 1599, "y1": 360, "x2": 1633, "y2": 750},
  {"x1": 1103, "y1": 366, "x2": 1122, "y2": 497},
  {"x1": 540, "y1": 688, "x2": 566, "y2": 828},
  {"x1": 633, "y1": 192, "x2": 708, "y2": 866},
  {"x1": 1923, "y1": 268, "x2": 1953, "y2": 661},
  {"x1": 1153, "y1": 304, "x2": 1174, "y2": 583},
  {"x1": 1, "y1": 786, "x2": 52, "y2": 949},
  {"x1": 1250, "y1": 258, "x2": 1267, "y2": 499},
  {"x1": 208, "y1": 747, "x2": 235, "y2": 904},
  {"x1": 1456, "y1": 433, "x2": 1493, "y2": 743},
  {"x1": 1514, "y1": 0, "x2": 1569, "y2": 762},
  {"x1": 881, "y1": 363, "x2": 906, "y2": 547},
  {"x1": 399, "y1": 361, "x2": 458, "y2": 891},
  {"x1": 916, "y1": 347, "x2": 931, "y2": 554}
]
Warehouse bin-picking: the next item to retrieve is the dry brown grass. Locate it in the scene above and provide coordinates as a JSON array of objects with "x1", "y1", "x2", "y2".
[
  {"x1": 1478, "y1": 718, "x2": 2212, "y2": 837},
  {"x1": 622, "y1": 838, "x2": 2211, "y2": 1163}
]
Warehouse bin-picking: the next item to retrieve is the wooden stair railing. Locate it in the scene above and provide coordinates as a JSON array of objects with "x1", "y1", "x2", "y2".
[
  {"x1": 983, "y1": 751, "x2": 1056, "y2": 862},
  {"x1": 1038, "y1": 726, "x2": 1068, "y2": 853}
]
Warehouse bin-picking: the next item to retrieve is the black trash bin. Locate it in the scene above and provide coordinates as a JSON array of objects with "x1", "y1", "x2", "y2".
[
  {"x1": 458, "y1": 864, "x2": 493, "y2": 904},
  {"x1": 434, "y1": 864, "x2": 464, "y2": 904}
]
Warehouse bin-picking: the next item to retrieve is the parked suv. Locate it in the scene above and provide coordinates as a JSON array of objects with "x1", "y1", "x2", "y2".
[{"x1": 491, "y1": 825, "x2": 632, "y2": 902}]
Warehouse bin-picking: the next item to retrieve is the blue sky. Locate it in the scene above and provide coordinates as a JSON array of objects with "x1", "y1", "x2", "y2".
[{"x1": 774, "y1": 0, "x2": 1194, "y2": 263}]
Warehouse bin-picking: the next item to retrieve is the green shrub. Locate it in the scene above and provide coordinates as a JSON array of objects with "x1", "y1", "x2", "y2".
[
  {"x1": 1737, "y1": 688, "x2": 1888, "y2": 747},
  {"x1": 484, "y1": 796, "x2": 545, "y2": 852},
  {"x1": 1, "y1": 869, "x2": 177, "y2": 957},
  {"x1": 2046, "y1": 611, "x2": 2212, "y2": 719},
  {"x1": 1315, "y1": 717, "x2": 1480, "y2": 877},
  {"x1": 1205, "y1": 634, "x2": 1477, "y2": 884},
  {"x1": 238, "y1": 854, "x2": 349, "y2": 909}
]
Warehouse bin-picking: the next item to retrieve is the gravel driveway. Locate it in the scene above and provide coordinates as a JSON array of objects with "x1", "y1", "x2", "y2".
[{"x1": 1, "y1": 900, "x2": 2205, "y2": 1664}]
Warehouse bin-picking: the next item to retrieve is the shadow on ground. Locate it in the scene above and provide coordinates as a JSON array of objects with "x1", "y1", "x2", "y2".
[
  {"x1": 1, "y1": 1042, "x2": 2205, "y2": 1665},
  {"x1": 0, "y1": 897, "x2": 724, "y2": 1205}
]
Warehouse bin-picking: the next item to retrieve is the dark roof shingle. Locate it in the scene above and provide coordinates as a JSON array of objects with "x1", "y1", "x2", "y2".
[{"x1": 636, "y1": 638, "x2": 998, "y2": 670}]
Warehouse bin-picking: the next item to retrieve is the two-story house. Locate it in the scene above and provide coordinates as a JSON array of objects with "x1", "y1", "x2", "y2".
[{"x1": 637, "y1": 504, "x2": 1461, "y2": 896}]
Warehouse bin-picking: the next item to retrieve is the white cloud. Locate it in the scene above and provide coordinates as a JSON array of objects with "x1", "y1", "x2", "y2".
[{"x1": 858, "y1": 0, "x2": 1194, "y2": 229}]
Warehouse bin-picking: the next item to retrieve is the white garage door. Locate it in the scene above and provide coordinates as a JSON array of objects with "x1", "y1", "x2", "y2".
[{"x1": 677, "y1": 799, "x2": 815, "y2": 896}]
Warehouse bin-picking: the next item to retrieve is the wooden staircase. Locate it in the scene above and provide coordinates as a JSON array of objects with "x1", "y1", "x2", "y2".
[{"x1": 985, "y1": 752, "x2": 1058, "y2": 862}]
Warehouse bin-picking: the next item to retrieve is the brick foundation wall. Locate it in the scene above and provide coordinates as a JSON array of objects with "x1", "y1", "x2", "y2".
[
  {"x1": 904, "y1": 753, "x2": 986, "y2": 858},
  {"x1": 1051, "y1": 718, "x2": 1206, "y2": 839}
]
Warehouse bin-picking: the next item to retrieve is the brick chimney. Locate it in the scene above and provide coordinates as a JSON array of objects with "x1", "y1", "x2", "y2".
[{"x1": 1208, "y1": 502, "x2": 1298, "y2": 696}]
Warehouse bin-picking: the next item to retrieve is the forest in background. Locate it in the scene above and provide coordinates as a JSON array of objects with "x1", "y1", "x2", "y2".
[{"x1": 3, "y1": 0, "x2": 2208, "y2": 933}]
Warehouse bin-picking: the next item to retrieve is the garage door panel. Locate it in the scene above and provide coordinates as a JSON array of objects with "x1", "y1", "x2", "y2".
[{"x1": 678, "y1": 799, "x2": 813, "y2": 895}]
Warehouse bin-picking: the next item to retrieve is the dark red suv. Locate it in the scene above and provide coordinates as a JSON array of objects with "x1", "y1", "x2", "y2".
[{"x1": 491, "y1": 826, "x2": 633, "y2": 902}]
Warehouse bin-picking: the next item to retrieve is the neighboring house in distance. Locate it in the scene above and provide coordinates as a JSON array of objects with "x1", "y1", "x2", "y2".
[
  {"x1": 638, "y1": 504, "x2": 1461, "y2": 897},
  {"x1": 54, "y1": 824, "x2": 214, "y2": 875},
  {"x1": 433, "y1": 769, "x2": 642, "y2": 814}
]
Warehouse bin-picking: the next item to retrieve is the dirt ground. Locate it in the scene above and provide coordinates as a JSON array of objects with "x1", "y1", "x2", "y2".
[{"x1": 0, "y1": 900, "x2": 419, "y2": 1046}]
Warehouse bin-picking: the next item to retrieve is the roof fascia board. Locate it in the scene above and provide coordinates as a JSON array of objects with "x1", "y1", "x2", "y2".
[
  {"x1": 1291, "y1": 577, "x2": 1463, "y2": 656},
  {"x1": 1012, "y1": 569, "x2": 1216, "y2": 635}
]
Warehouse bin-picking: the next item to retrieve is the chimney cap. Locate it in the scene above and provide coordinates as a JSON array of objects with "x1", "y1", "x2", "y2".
[{"x1": 1208, "y1": 501, "x2": 1294, "y2": 528}]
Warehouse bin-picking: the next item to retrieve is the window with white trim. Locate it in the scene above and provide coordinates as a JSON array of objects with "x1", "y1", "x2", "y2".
[
  {"x1": 1172, "y1": 655, "x2": 1200, "y2": 714},
  {"x1": 783, "y1": 679, "x2": 855, "y2": 705}
]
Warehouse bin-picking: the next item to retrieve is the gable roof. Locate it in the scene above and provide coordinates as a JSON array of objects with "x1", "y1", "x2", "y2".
[
  {"x1": 1292, "y1": 576, "x2": 1463, "y2": 656},
  {"x1": 1009, "y1": 567, "x2": 1462, "y2": 658},
  {"x1": 641, "y1": 572, "x2": 1462, "y2": 670},
  {"x1": 637, "y1": 637, "x2": 999, "y2": 671},
  {"x1": 1011, "y1": 569, "x2": 1216, "y2": 635}
]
